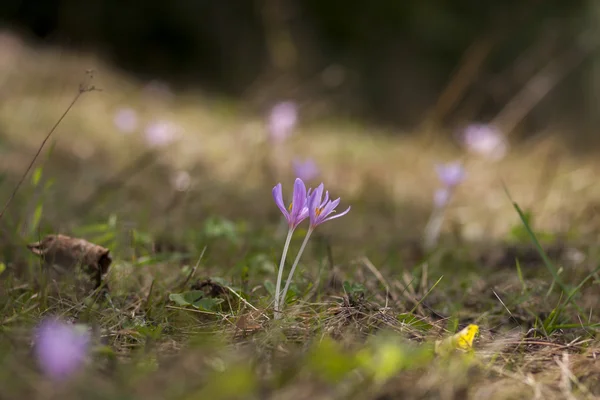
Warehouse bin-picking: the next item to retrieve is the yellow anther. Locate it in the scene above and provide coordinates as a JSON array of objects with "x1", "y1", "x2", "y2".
[{"x1": 288, "y1": 202, "x2": 293, "y2": 211}]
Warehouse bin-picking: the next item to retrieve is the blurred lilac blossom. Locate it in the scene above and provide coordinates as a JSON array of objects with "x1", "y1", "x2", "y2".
[
  {"x1": 462, "y1": 124, "x2": 507, "y2": 160},
  {"x1": 424, "y1": 162, "x2": 465, "y2": 249},
  {"x1": 435, "y1": 162, "x2": 465, "y2": 188},
  {"x1": 113, "y1": 108, "x2": 138, "y2": 133},
  {"x1": 144, "y1": 120, "x2": 180, "y2": 147},
  {"x1": 425, "y1": 163, "x2": 464, "y2": 249},
  {"x1": 292, "y1": 158, "x2": 319, "y2": 181},
  {"x1": 35, "y1": 318, "x2": 90, "y2": 381},
  {"x1": 268, "y1": 101, "x2": 298, "y2": 142}
]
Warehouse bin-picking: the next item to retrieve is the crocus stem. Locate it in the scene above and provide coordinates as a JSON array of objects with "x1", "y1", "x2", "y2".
[
  {"x1": 424, "y1": 186, "x2": 457, "y2": 250},
  {"x1": 423, "y1": 205, "x2": 447, "y2": 251},
  {"x1": 279, "y1": 228, "x2": 313, "y2": 313},
  {"x1": 274, "y1": 228, "x2": 294, "y2": 319}
]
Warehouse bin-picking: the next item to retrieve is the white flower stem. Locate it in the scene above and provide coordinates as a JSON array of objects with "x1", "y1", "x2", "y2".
[
  {"x1": 424, "y1": 186, "x2": 458, "y2": 250},
  {"x1": 424, "y1": 203, "x2": 448, "y2": 251},
  {"x1": 274, "y1": 228, "x2": 294, "y2": 319},
  {"x1": 279, "y1": 228, "x2": 313, "y2": 313}
]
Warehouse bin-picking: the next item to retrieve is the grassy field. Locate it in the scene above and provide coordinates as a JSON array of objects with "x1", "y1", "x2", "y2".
[{"x1": 0, "y1": 35, "x2": 599, "y2": 399}]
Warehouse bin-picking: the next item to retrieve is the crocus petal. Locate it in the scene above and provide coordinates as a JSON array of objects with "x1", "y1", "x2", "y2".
[
  {"x1": 322, "y1": 205, "x2": 351, "y2": 223},
  {"x1": 320, "y1": 191, "x2": 330, "y2": 208},
  {"x1": 314, "y1": 183, "x2": 324, "y2": 200},
  {"x1": 317, "y1": 197, "x2": 341, "y2": 224},
  {"x1": 306, "y1": 183, "x2": 350, "y2": 228},
  {"x1": 309, "y1": 184, "x2": 325, "y2": 226},
  {"x1": 272, "y1": 183, "x2": 291, "y2": 224},
  {"x1": 290, "y1": 178, "x2": 307, "y2": 226},
  {"x1": 298, "y1": 206, "x2": 309, "y2": 222}
]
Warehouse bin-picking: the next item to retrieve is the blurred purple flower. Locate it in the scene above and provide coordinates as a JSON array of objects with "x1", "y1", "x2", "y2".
[
  {"x1": 435, "y1": 162, "x2": 465, "y2": 188},
  {"x1": 144, "y1": 120, "x2": 180, "y2": 147},
  {"x1": 462, "y1": 124, "x2": 507, "y2": 160},
  {"x1": 268, "y1": 101, "x2": 298, "y2": 143},
  {"x1": 35, "y1": 318, "x2": 90, "y2": 381},
  {"x1": 273, "y1": 178, "x2": 309, "y2": 230},
  {"x1": 113, "y1": 108, "x2": 138, "y2": 133},
  {"x1": 308, "y1": 183, "x2": 351, "y2": 229},
  {"x1": 292, "y1": 158, "x2": 319, "y2": 182}
]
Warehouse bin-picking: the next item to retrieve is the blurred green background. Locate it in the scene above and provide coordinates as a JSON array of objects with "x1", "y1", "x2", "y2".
[{"x1": 2, "y1": 0, "x2": 598, "y2": 143}]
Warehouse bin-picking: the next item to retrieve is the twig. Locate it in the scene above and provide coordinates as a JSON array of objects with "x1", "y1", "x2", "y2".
[
  {"x1": 361, "y1": 256, "x2": 396, "y2": 302},
  {"x1": 176, "y1": 246, "x2": 207, "y2": 291},
  {"x1": 74, "y1": 150, "x2": 157, "y2": 214},
  {"x1": 0, "y1": 83, "x2": 96, "y2": 221},
  {"x1": 225, "y1": 285, "x2": 269, "y2": 320},
  {"x1": 490, "y1": 366, "x2": 544, "y2": 399},
  {"x1": 492, "y1": 32, "x2": 600, "y2": 135},
  {"x1": 425, "y1": 36, "x2": 496, "y2": 127},
  {"x1": 409, "y1": 275, "x2": 443, "y2": 314},
  {"x1": 165, "y1": 305, "x2": 222, "y2": 316},
  {"x1": 143, "y1": 279, "x2": 156, "y2": 311},
  {"x1": 555, "y1": 352, "x2": 594, "y2": 400},
  {"x1": 422, "y1": 1, "x2": 540, "y2": 129}
]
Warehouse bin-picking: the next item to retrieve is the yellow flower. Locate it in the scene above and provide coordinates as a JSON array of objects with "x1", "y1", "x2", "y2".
[{"x1": 435, "y1": 324, "x2": 479, "y2": 356}]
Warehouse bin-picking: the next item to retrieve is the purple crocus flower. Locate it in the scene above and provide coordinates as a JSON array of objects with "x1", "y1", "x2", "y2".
[
  {"x1": 292, "y1": 158, "x2": 319, "y2": 182},
  {"x1": 113, "y1": 108, "x2": 138, "y2": 134},
  {"x1": 277, "y1": 182, "x2": 350, "y2": 316},
  {"x1": 268, "y1": 101, "x2": 298, "y2": 143},
  {"x1": 34, "y1": 318, "x2": 90, "y2": 381},
  {"x1": 462, "y1": 124, "x2": 507, "y2": 160},
  {"x1": 272, "y1": 178, "x2": 310, "y2": 318},
  {"x1": 272, "y1": 178, "x2": 309, "y2": 230},
  {"x1": 307, "y1": 183, "x2": 351, "y2": 229},
  {"x1": 435, "y1": 162, "x2": 465, "y2": 188}
]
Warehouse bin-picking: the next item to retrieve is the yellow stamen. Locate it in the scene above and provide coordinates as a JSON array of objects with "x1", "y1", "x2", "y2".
[
  {"x1": 288, "y1": 202, "x2": 293, "y2": 211},
  {"x1": 315, "y1": 207, "x2": 323, "y2": 217}
]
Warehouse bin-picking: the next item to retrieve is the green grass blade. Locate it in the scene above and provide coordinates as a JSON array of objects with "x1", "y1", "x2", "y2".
[{"x1": 502, "y1": 183, "x2": 585, "y2": 313}]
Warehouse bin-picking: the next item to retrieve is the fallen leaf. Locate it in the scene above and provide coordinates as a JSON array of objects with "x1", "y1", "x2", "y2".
[{"x1": 27, "y1": 234, "x2": 112, "y2": 291}]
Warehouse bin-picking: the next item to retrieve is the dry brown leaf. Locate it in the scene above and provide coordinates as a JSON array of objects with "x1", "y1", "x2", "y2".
[{"x1": 27, "y1": 234, "x2": 112, "y2": 291}]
